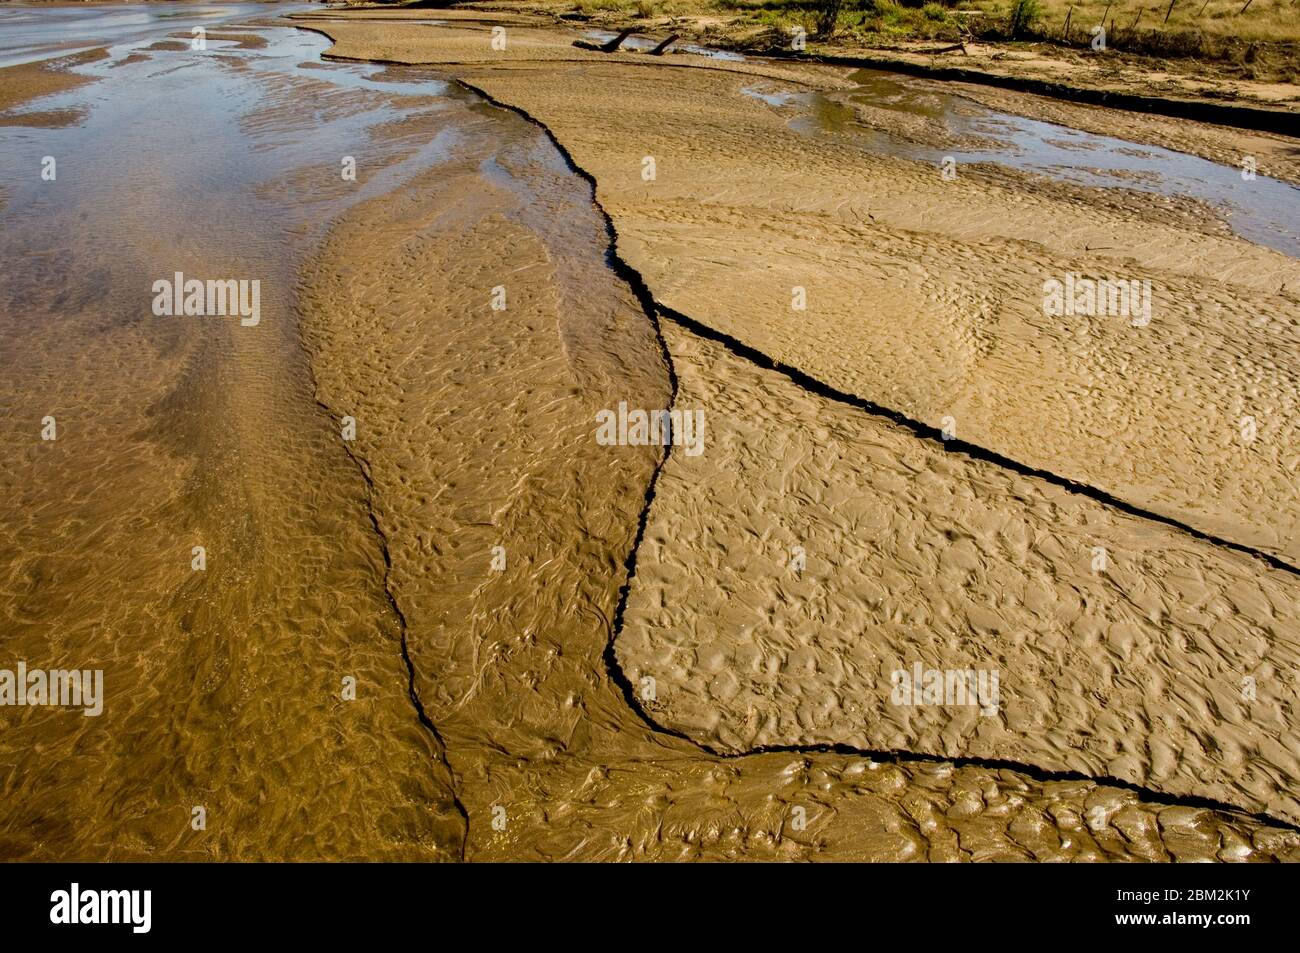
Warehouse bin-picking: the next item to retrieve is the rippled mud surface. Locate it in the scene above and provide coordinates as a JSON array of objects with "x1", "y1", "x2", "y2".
[
  {"x1": 621, "y1": 321, "x2": 1300, "y2": 823},
  {"x1": 2, "y1": 6, "x2": 1298, "y2": 861}
]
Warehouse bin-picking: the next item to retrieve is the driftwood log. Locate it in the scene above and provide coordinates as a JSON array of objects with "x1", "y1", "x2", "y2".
[
  {"x1": 573, "y1": 28, "x2": 635, "y2": 52},
  {"x1": 649, "y1": 34, "x2": 679, "y2": 55},
  {"x1": 573, "y1": 30, "x2": 680, "y2": 56}
]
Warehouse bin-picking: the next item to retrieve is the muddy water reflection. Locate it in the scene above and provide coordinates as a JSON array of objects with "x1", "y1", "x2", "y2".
[
  {"x1": 0, "y1": 20, "x2": 467, "y2": 860},
  {"x1": 0, "y1": 2, "x2": 311, "y2": 67}
]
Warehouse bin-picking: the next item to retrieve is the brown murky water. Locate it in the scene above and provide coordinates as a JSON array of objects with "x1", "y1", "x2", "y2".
[{"x1": 2, "y1": 6, "x2": 1298, "y2": 861}]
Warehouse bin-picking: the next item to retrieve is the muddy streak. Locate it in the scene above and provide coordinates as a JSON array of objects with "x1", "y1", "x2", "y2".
[
  {"x1": 0, "y1": 48, "x2": 106, "y2": 127},
  {"x1": 296, "y1": 56, "x2": 1300, "y2": 858}
]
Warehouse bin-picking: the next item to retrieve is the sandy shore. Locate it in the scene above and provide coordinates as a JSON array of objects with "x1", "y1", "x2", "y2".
[
  {"x1": 415, "y1": 31, "x2": 1300, "y2": 570},
  {"x1": 293, "y1": 82, "x2": 1300, "y2": 860}
]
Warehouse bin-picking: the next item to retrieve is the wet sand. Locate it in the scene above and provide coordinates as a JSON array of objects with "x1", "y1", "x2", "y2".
[
  {"x1": 2, "y1": 5, "x2": 1298, "y2": 861},
  {"x1": 437, "y1": 53, "x2": 1300, "y2": 569},
  {"x1": 923, "y1": 81, "x2": 1300, "y2": 189},
  {"x1": 0, "y1": 49, "x2": 105, "y2": 127},
  {"x1": 622, "y1": 320, "x2": 1300, "y2": 823}
]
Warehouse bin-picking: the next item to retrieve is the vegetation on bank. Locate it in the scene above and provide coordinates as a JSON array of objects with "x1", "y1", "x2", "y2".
[
  {"x1": 480, "y1": 0, "x2": 1299, "y2": 80},
  {"x1": 560, "y1": 0, "x2": 1297, "y2": 43}
]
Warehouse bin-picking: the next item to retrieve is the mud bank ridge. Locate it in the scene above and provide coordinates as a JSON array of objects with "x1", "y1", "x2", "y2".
[{"x1": 316, "y1": 393, "x2": 472, "y2": 859}]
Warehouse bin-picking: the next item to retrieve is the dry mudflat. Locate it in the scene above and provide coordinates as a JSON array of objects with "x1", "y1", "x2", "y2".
[{"x1": 295, "y1": 11, "x2": 1300, "y2": 857}]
